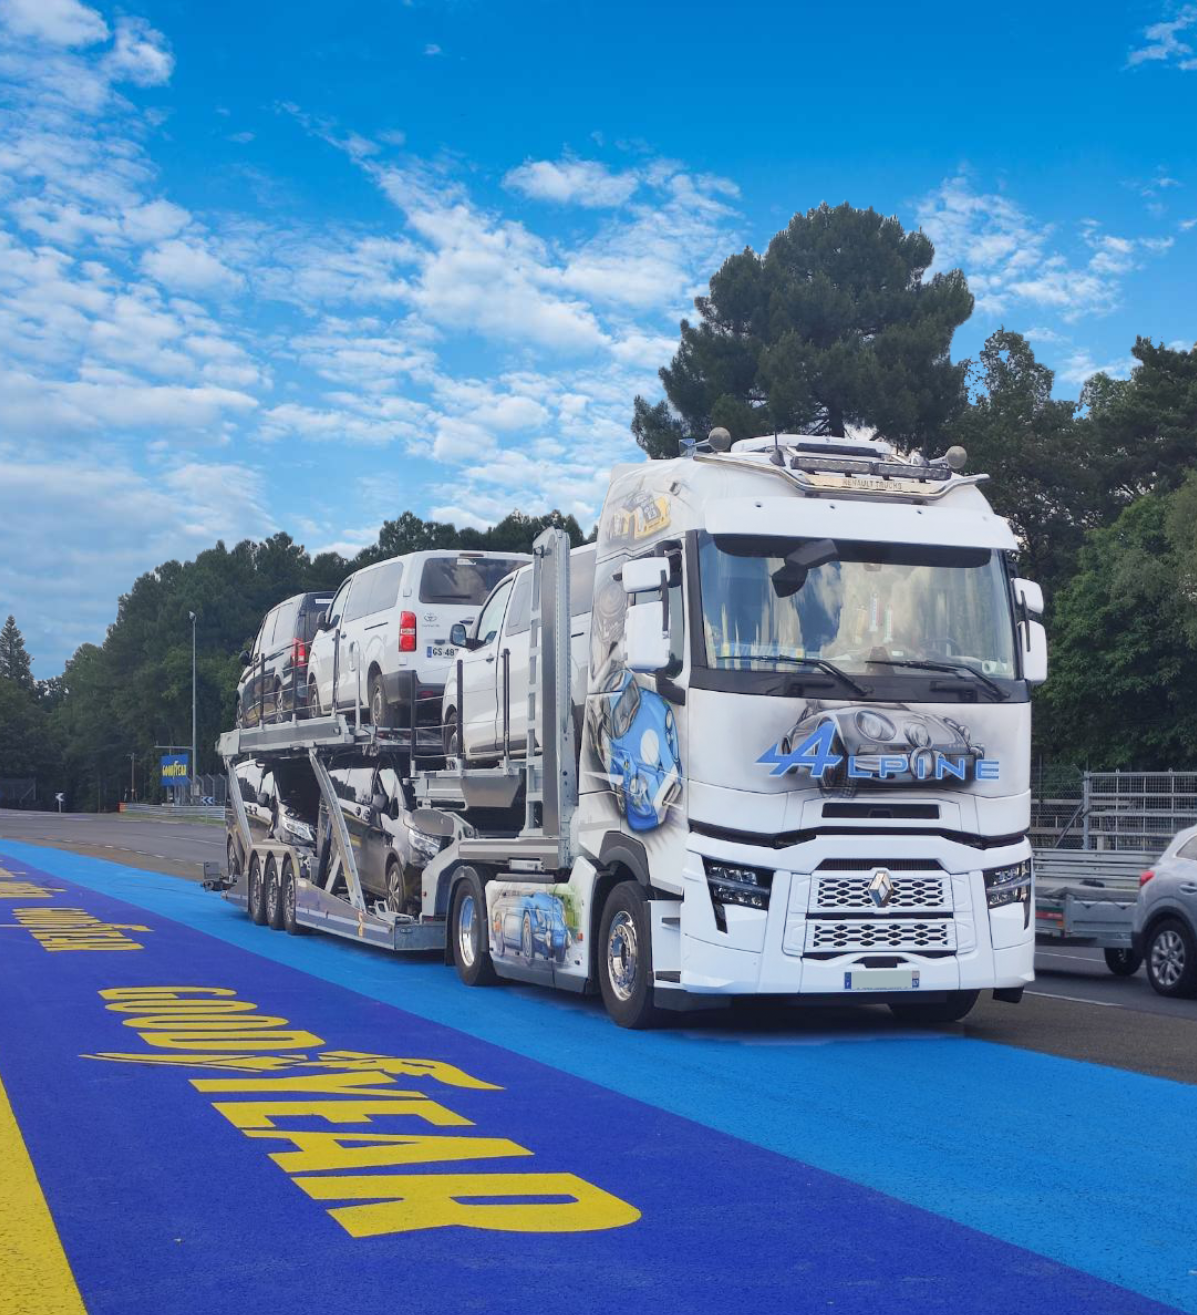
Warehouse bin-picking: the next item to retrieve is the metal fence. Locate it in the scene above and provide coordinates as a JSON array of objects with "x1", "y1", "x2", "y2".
[{"x1": 1031, "y1": 768, "x2": 1197, "y2": 852}]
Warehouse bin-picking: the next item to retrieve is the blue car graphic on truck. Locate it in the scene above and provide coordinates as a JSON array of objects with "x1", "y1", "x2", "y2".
[
  {"x1": 492, "y1": 891, "x2": 569, "y2": 964},
  {"x1": 589, "y1": 670, "x2": 682, "y2": 832}
]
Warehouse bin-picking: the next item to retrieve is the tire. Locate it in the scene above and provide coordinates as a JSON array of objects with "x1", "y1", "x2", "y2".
[
  {"x1": 264, "y1": 855, "x2": 285, "y2": 930},
  {"x1": 1145, "y1": 917, "x2": 1197, "y2": 998},
  {"x1": 369, "y1": 671, "x2": 390, "y2": 729},
  {"x1": 226, "y1": 835, "x2": 241, "y2": 884},
  {"x1": 281, "y1": 857, "x2": 307, "y2": 936},
  {"x1": 247, "y1": 854, "x2": 267, "y2": 925},
  {"x1": 385, "y1": 857, "x2": 406, "y2": 915},
  {"x1": 1104, "y1": 947, "x2": 1142, "y2": 977},
  {"x1": 521, "y1": 912, "x2": 534, "y2": 963},
  {"x1": 444, "y1": 709, "x2": 459, "y2": 759},
  {"x1": 598, "y1": 882, "x2": 664, "y2": 1029},
  {"x1": 888, "y1": 991, "x2": 979, "y2": 1025},
  {"x1": 450, "y1": 868, "x2": 498, "y2": 987}
]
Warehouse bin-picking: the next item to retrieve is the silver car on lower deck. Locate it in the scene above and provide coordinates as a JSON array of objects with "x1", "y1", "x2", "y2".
[{"x1": 1133, "y1": 824, "x2": 1197, "y2": 997}]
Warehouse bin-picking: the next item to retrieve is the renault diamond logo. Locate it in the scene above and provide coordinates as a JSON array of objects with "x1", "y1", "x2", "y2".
[{"x1": 868, "y1": 869, "x2": 895, "y2": 909}]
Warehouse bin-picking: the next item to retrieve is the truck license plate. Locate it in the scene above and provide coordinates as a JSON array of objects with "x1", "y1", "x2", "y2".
[{"x1": 844, "y1": 968, "x2": 919, "y2": 991}]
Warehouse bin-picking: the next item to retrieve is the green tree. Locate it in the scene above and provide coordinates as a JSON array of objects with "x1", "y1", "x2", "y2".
[
  {"x1": 1039, "y1": 479, "x2": 1197, "y2": 767},
  {"x1": 1081, "y1": 338, "x2": 1197, "y2": 513},
  {"x1": 632, "y1": 202, "x2": 974, "y2": 456},
  {"x1": 0, "y1": 615, "x2": 34, "y2": 690},
  {"x1": 956, "y1": 330, "x2": 1089, "y2": 593}
]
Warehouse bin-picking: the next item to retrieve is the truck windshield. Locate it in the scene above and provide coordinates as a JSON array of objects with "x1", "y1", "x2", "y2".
[{"x1": 698, "y1": 533, "x2": 1016, "y2": 679}]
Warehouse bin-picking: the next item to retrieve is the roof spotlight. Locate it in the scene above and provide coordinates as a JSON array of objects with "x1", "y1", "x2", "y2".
[{"x1": 707, "y1": 427, "x2": 733, "y2": 452}]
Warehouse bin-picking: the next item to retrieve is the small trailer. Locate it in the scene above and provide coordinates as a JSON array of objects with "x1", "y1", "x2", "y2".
[{"x1": 1033, "y1": 849, "x2": 1154, "y2": 975}]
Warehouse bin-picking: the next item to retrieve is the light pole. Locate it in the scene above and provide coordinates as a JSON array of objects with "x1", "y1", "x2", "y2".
[
  {"x1": 189, "y1": 610, "x2": 197, "y2": 804},
  {"x1": 128, "y1": 752, "x2": 136, "y2": 802}
]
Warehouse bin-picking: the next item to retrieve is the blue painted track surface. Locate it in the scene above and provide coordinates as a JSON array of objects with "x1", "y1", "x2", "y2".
[{"x1": 1, "y1": 840, "x2": 1194, "y2": 1315}]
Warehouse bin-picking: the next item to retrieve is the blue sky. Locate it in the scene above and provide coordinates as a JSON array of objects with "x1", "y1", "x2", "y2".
[{"x1": 0, "y1": 0, "x2": 1194, "y2": 675}]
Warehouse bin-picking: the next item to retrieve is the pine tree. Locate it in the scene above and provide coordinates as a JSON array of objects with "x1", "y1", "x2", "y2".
[{"x1": 0, "y1": 615, "x2": 34, "y2": 691}]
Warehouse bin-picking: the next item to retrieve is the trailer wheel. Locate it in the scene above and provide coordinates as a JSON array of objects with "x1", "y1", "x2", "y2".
[
  {"x1": 1145, "y1": 918, "x2": 1197, "y2": 997},
  {"x1": 281, "y1": 857, "x2": 307, "y2": 936},
  {"x1": 451, "y1": 868, "x2": 498, "y2": 987},
  {"x1": 264, "y1": 855, "x2": 285, "y2": 930},
  {"x1": 247, "y1": 854, "x2": 267, "y2": 925},
  {"x1": 888, "y1": 991, "x2": 979, "y2": 1025},
  {"x1": 1104, "y1": 947, "x2": 1142, "y2": 977},
  {"x1": 598, "y1": 882, "x2": 663, "y2": 1029}
]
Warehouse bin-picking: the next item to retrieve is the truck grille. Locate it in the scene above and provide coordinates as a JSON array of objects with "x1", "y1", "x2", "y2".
[
  {"x1": 811, "y1": 876, "x2": 951, "y2": 912},
  {"x1": 806, "y1": 919, "x2": 956, "y2": 953}
]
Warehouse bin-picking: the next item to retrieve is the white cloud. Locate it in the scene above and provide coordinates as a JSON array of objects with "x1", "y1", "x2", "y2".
[
  {"x1": 1128, "y1": 6, "x2": 1197, "y2": 69},
  {"x1": 918, "y1": 176, "x2": 1173, "y2": 319},
  {"x1": 423, "y1": 43, "x2": 442, "y2": 56},
  {"x1": 104, "y1": 16, "x2": 173, "y2": 86},
  {"x1": 0, "y1": 0, "x2": 107, "y2": 47},
  {"x1": 142, "y1": 238, "x2": 244, "y2": 294},
  {"x1": 1057, "y1": 349, "x2": 1138, "y2": 387},
  {"x1": 505, "y1": 157, "x2": 640, "y2": 208}
]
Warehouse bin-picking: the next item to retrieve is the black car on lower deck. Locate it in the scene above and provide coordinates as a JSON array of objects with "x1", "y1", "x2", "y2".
[{"x1": 236, "y1": 591, "x2": 332, "y2": 727}]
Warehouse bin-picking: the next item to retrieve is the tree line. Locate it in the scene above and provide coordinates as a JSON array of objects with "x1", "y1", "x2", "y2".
[
  {"x1": 0, "y1": 510, "x2": 584, "y2": 810},
  {"x1": 2, "y1": 201, "x2": 1195, "y2": 808}
]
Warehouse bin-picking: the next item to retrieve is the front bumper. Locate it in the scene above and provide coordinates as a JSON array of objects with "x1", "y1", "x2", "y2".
[{"x1": 652, "y1": 832, "x2": 1035, "y2": 999}]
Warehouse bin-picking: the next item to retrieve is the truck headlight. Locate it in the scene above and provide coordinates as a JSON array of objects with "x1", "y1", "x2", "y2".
[
  {"x1": 984, "y1": 859, "x2": 1032, "y2": 922},
  {"x1": 706, "y1": 863, "x2": 774, "y2": 920}
]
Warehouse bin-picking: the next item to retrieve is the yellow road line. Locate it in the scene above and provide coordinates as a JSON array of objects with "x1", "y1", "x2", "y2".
[{"x1": 0, "y1": 1069, "x2": 87, "y2": 1314}]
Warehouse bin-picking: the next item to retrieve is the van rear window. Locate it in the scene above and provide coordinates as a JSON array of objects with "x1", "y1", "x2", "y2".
[{"x1": 419, "y1": 557, "x2": 524, "y2": 605}]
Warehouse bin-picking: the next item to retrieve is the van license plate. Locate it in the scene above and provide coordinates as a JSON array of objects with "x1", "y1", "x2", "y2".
[
  {"x1": 844, "y1": 969, "x2": 918, "y2": 991},
  {"x1": 427, "y1": 645, "x2": 454, "y2": 658}
]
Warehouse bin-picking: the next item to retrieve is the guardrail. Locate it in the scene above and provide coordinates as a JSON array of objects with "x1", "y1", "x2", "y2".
[{"x1": 119, "y1": 803, "x2": 224, "y2": 821}]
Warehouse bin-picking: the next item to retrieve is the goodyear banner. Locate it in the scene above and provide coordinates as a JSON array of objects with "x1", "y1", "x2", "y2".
[{"x1": 159, "y1": 753, "x2": 190, "y2": 786}]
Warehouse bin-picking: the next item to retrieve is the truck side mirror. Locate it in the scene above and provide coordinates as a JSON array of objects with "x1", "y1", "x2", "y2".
[
  {"x1": 622, "y1": 556, "x2": 669, "y2": 594},
  {"x1": 1013, "y1": 578, "x2": 1044, "y2": 616},
  {"x1": 1019, "y1": 619, "x2": 1048, "y2": 685}
]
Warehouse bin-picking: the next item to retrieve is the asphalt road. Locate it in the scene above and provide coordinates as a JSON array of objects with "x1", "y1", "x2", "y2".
[
  {"x1": 0, "y1": 809, "x2": 222, "y2": 880},
  {"x1": 2, "y1": 808, "x2": 1195, "y2": 1081}
]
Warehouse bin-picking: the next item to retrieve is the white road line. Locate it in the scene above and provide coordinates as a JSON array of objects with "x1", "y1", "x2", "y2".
[{"x1": 1025, "y1": 989, "x2": 1124, "y2": 1008}]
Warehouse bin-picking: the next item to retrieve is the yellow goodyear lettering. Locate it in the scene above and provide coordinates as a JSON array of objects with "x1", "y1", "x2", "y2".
[
  {"x1": 0, "y1": 866, "x2": 63, "y2": 898},
  {"x1": 89, "y1": 987, "x2": 640, "y2": 1236},
  {"x1": 10, "y1": 907, "x2": 150, "y2": 951}
]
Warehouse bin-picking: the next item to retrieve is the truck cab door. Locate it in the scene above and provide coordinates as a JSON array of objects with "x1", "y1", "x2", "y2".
[{"x1": 461, "y1": 578, "x2": 513, "y2": 758}]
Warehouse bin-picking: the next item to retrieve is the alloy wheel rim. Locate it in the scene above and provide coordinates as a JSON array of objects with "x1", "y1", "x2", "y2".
[
  {"x1": 266, "y1": 870, "x2": 278, "y2": 920},
  {"x1": 607, "y1": 910, "x2": 638, "y2": 1002},
  {"x1": 458, "y1": 894, "x2": 477, "y2": 968},
  {"x1": 1152, "y1": 929, "x2": 1185, "y2": 988},
  {"x1": 285, "y1": 871, "x2": 295, "y2": 924}
]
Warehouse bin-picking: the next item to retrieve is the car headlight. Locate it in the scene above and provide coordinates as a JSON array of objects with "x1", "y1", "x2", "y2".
[
  {"x1": 984, "y1": 859, "x2": 1033, "y2": 921},
  {"x1": 405, "y1": 823, "x2": 443, "y2": 865},
  {"x1": 905, "y1": 722, "x2": 932, "y2": 748},
  {"x1": 628, "y1": 774, "x2": 649, "y2": 805},
  {"x1": 856, "y1": 710, "x2": 896, "y2": 741},
  {"x1": 281, "y1": 816, "x2": 314, "y2": 845}
]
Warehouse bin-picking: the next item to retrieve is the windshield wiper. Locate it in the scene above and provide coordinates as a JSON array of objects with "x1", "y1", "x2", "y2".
[
  {"x1": 719, "y1": 654, "x2": 871, "y2": 698},
  {"x1": 863, "y1": 657, "x2": 1007, "y2": 702}
]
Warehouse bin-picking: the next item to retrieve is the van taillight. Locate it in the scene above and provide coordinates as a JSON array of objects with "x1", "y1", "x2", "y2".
[
  {"x1": 1140, "y1": 869, "x2": 1155, "y2": 887},
  {"x1": 291, "y1": 639, "x2": 308, "y2": 666},
  {"x1": 399, "y1": 611, "x2": 417, "y2": 653}
]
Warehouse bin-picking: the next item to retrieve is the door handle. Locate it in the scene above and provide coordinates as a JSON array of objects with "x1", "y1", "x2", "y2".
[
  {"x1": 485, "y1": 655, "x2": 496, "y2": 664},
  {"x1": 1180, "y1": 884, "x2": 1197, "y2": 894}
]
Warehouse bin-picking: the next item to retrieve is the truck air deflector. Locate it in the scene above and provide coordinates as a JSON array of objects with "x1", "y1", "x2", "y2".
[{"x1": 703, "y1": 498, "x2": 1017, "y2": 551}]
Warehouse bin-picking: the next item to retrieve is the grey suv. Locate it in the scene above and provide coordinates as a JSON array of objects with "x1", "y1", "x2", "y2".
[{"x1": 1133, "y1": 824, "x2": 1197, "y2": 997}]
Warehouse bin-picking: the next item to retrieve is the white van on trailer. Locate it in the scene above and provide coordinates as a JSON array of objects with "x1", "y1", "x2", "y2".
[
  {"x1": 306, "y1": 549, "x2": 529, "y2": 728},
  {"x1": 215, "y1": 430, "x2": 1046, "y2": 1029}
]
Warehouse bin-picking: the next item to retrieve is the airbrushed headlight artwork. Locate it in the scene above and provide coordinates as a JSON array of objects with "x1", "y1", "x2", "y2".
[
  {"x1": 587, "y1": 670, "x2": 683, "y2": 831},
  {"x1": 759, "y1": 699, "x2": 999, "y2": 789}
]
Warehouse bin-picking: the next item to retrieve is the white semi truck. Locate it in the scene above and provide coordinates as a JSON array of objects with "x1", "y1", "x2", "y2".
[{"x1": 217, "y1": 430, "x2": 1047, "y2": 1028}]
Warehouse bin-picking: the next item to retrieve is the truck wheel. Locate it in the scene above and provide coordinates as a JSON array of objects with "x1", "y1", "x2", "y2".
[
  {"x1": 1104, "y1": 947, "x2": 1142, "y2": 977},
  {"x1": 888, "y1": 991, "x2": 979, "y2": 1025},
  {"x1": 281, "y1": 857, "x2": 307, "y2": 936},
  {"x1": 247, "y1": 854, "x2": 267, "y2": 925},
  {"x1": 451, "y1": 868, "x2": 498, "y2": 987},
  {"x1": 264, "y1": 855, "x2": 285, "y2": 930},
  {"x1": 598, "y1": 882, "x2": 663, "y2": 1029},
  {"x1": 1146, "y1": 918, "x2": 1197, "y2": 997}
]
